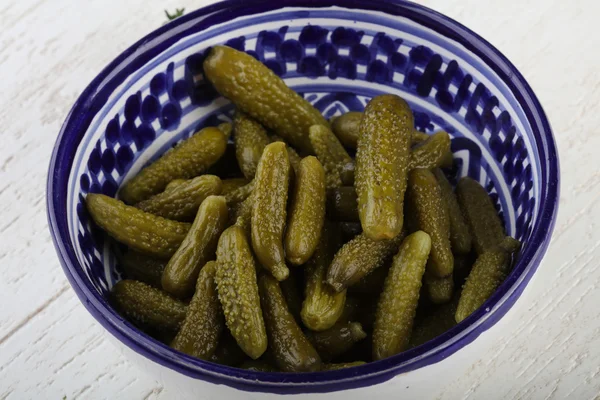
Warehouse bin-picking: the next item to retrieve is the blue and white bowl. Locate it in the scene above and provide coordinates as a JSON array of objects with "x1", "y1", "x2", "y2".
[{"x1": 47, "y1": 0, "x2": 559, "y2": 397}]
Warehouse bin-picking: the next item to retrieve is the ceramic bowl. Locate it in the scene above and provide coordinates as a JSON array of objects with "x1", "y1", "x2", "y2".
[{"x1": 47, "y1": 0, "x2": 559, "y2": 397}]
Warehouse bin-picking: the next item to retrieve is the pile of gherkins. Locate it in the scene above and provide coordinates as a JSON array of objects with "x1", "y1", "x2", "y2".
[{"x1": 87, "y1": 45, "x2": 520, "y2": 372}]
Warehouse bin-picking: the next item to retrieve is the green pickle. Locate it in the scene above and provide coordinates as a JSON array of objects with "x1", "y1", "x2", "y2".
[
  {"x1": 409, "y1": 131, "x2": 451, "y2": 170},
  {"x1": 135, "y1": 175, "x2": 222, "y2": 222},
  {"x1": 269, "y1": 135, "x2": 302, "y2": 173},
  {"x1": 216, "y1": 225, "x2": 268, "y2": 359},
  {"x1": 326, "y1": 186, "x2": 359, "y2": 222},
  {"x1": 209, "y1": 331, "x2": 247, "y2": 367},
  {"x1": 372, "y1": 231, "x2": 431, "y2": 360},
  {"x1": 309, "y1": 126, "x2": 343, "y2": 189},
  {"x1": 171, "y1": 261, "x2": 224, "y2": 359},
  {"x1": 322, "y1": 361, "x2": 366, "y2": 370},
  {"x1": 165, "y1": 179, "x2": 185, "y2": 191},
  {"x1": 456, "y1": 177, "x2": 506, "y2": 254},
  {"x1": 218, "y1": 122, "x2": 233, "y2": 139},
  {"x1": 111, "y1": 280, "x2": 188, "y2": 333},
  {"x1": 120, "y1": 127, "x2": 227, "y2": 204},
  {"x1": 284, "y1": 156, "x2": 326, "y2": 265},
  {"x1": 258, "y1": 274, "x2": 322, "y2": 372},
  {"x1": 224, "y1": 180, "x2": 255, "y2": 205},
  {"x1": 433, "y1": 169, "x2": 472, "y2": 255},
  {"x1": 326, "y1": 232, "x2": 403, "y2": 293},
  {"x1": 301, "y1": 223, "x2": 346, "y2": 331},
  {"x1": 411, "y1": 130, "x2": 430, "y2": 144},
  {"x1": 86, "y1": 194, "x2": 190, "y2": 259},
  {"x1": 331, "y1": 111, "x2": 362, "y2": 149},
  {"x1": 229, "y1": 193, "x2": 254, "y2": 234},
  {"x1": 280, "y1": 272, "x2": 304, "y2": 324},
  {"x1": 356, "y1": 95, "x2": 412, "y2": 240},
  {"x1": 251, "y1": 142, "x2": 291, "y2": 281},
  {"x1": 204, "y1": 45, "x2": 328, "y2": 153},
  {"x1": 407, "y1": 168, "x2": 454, "y2": 277},
  {"x1": 161, "y1": 196, "x2": 228, "y2": 298},
  {"x1": 424, "y1": 273, "x2": 454, "y2": 304},
  {"x1": 119, "y1": 250, "x2": 166, "y2": 288},
  {"x1": 206, "y1": 142, "x2": 242, "y2": 179},
  {"x1": 306, "y1": 321, "x2": 367, "y2": 361},
  {"x1": 309, "y1": 125, "x2": 354, "y2": 186},
  {"x1": 233, "y1": 111, "x2": 271, "y2": 179},
  {"x1": 221, "y1": 178, "x2": 250, "y2": 196}
]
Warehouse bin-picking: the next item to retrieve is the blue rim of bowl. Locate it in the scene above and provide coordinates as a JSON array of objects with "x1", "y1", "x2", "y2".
[{"x1": 47, "y1": 0, "x2": 560, "y2": 394}]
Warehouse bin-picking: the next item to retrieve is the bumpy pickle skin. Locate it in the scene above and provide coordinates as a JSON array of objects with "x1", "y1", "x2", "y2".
[
  {"x1": 119, "y1": 250, "x2": 166, "y2": 289},
  {"x1": 269, "y1": 135, "x2": 302, "y2": 173},
  {"x1": 218, "y1": 122, "x2": 233, "y2": 139},
  {"x1": 135, "y1": 175, "x2": 222, "y2": 222},
  {"x1": 309, "y1": 125, "x2": 354, "y2": 186},
  {"x1": 203, "y1": 45, "x2": 328, "y2": 153},
  {"x1": 165, "y1": 179, "x2": 186, "y2": 191},
  {"x1": 306, "y1": 321, "x2": 367, "y2": 361},
  {"x1": 356, "y1": 95, "x2": 412, "y2": 240},
  {"x1": 456, "y1": 177, "x2": 506, "y2": 255},
  {"x1": 372, "y1": 231, "x2": 432, "y2": 360},
  {"x1": 233, "y1": 111, "x2": 271, "y2": 179},
  {"x1": 433, "y1": 169, "x2": 472, "y2": 255},
  {"x1": 331, "y1": 111, "x2": 362, "y2": 149},
  {"x1": 322, "y1": 361, "x2": 366, "y2": 370},
  {"x1": 229, "y1": 193, "x2": 254, "y2": 235},
  {"x1": 258, "y1": 274, "x2": 322, "y2": 372},
  {"x1": 120, "y1": 127, "x2": 227, "y2": 204},
  {"x1": 326, "y1": 232, "x2": 403, "y2": 293},
  {"x1": 221, "y1": 178, "x2": 250, "y2": 196},
  {"x1": 301, "y1": 223, "x2": 346, "y2": 331},
  {"x1": 309, "y1": 126, "x2": 344, "y2": 189},
  {"x1": 326, "y1": 186, "x2": 359, "y2": 222},
  {"x1": 409, "y1": 131, "x2": 451, "y2": 170},
  {"x1": 407, "y1": 168, "x2": 454, "y2": 278},
  {"x1": 224, "y1": 180, "x2": 255, "y2": 205},
  {"x1": 161, "y1": 196, "x2": 228, "y2": 299},
  {"x1": 171, "y1": 261, "x2": 224, "y2": 359},
  {"x1": 284, "y1": 156, "x2": 326, "y2": 265},
  {"x1": 251, "y1": 142, "x2": 291, "y2": 281},
  {"x1": 424, "y1": 273, "x2": 454, "y2": 304},
  {"x1": 86, "y1": 194, "x2": 190, "y2": 259},
  {"x1": 411, "y1": 130, "x2": 430, "y2": 144},
  {"x1": 215, "y1": 225, "x2": 267, "y2": 359},
  {"x1": 110, "y1": 280, "x2": 188, "y2": 333}
]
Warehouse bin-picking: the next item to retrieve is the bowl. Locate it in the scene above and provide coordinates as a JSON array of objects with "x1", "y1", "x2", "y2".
[{"x1": 47, "y1": 0, "x2": 560, "y2": 397}]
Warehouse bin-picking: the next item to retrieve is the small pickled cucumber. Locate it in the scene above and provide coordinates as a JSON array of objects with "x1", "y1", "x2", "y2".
[
  {"x1": 410, "y1": 296, "x2": 459, "y2": 348},
  {"x1": 119, "y1": 250, "x2": 166, "y2": 289},
  {"x1": 284, "y1": 156, "x2": 326, "y2": 265},
  {"x1": 251, "y1": 142, "x2": 290, "y2": 281},
  {"x1": 162, "y1": 196, "x2": 228, "y2": 298},
  {"x1": 433, "y1": 169, "x2": 472, "y2": 255},
  {"x1": 209, "y1": 331, "x2": 247, "y2": 367},
  {"x1": 326, "y1": 232, "x2": 403, "y2": 293},
  {"x1": 135, "y1": 175, "x2": 222, "y2": 222},
  {"x1": 171, "y1": 261, "x2": 224, "y2": 359},
  {"x1": 309, "y1": 125, "x2": 354, "y2": 187},
  {"x1": 301, "y1": 223, "x2": 346, "y2": 331},
  {"x1": 280, "y1": 271, "x2": 303, "y2": 324},
  {"x1": 86, "y1": 194, "x2": 190, "y2": 259},
  {"x1": 411, "y1": 130, "x2": 430, "y2": 144},
  {"x1": 306, "y1": 321, "x2": 367, "y2": 361},
  {"x1": 120, "y1": 127, "x2": 227, "y2": 204},
  {"x1": 218, "y1": 122, "x2": 233, "y2": 139},
  {"x1": 269, "y1": 135, "x2": 302, "y2": 173},
  {"x1": 326, "y1": 186, "x2": 358, "y2": 222},
  {"x1": 240, "y1": 360, "x2": 278, "y2": 372},
  {"x1": 309, "y1": 126, "x2": 342, "y2": 189},
  {"x1": 111, "y1": 280, "x2": 188, "y2": 332},
  {"x1": 233, "y1": 111, "x2": 271, "y2": 179},
  {"x1": 322, "y1": 361, "x2": 366, "y2": 370},
  {"x1": 221, "y1": 178, "x2": 250, "y2": 196},
  {"x1": 424, "y1": 273, "x2": 454, "y2": 304},
  {"x1": 216, "y1": 225, "x2": 268, "y2": 359},
  {"x1": 407, "y1": 168, "x2": 454, "y2": 277},
  {"x1": 165, "y1": 179, "x2": 186, "y2": 191},
  {"x1": 331, "y1": 111, "x2": 362, "y2": 149},
  {"x1": 258, "y1": 274, "x2": 322, "y2": 372},
  {"x1": 229, "y1": 193, "x2": 255, "y2": 233},
  {"x1": 372, "y1": 231, "x2": 431, "y2": 360},
  {"x1": 224, "y1": 180, "x2": 255, "y2": 205},
  {"x1": 409, "y1": 131, "x2": 451, "y2": 170},
  {"x1": 356, "y1": 95, "x2": 412, "y2": 240},
  {"x1": 204, "y1": 45, "x2": 328, "y2": 153}
]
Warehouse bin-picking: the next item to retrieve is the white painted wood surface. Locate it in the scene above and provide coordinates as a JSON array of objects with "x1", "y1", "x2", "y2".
[{"x1": 0, "y1": 0, "x2": 598, "y2": 398}]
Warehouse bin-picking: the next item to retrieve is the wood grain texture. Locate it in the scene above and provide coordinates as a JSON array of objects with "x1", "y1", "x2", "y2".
[{"x1": 0, "y1": 0, "x2": 598, "y2": 398}]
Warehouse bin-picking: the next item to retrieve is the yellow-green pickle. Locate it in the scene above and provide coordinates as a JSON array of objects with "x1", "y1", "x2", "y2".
[
  {"x1": 203, "y1": 45, "x2": 328, "y2": 153},
  {"x1": 306, "y1": 321, "x2": 367, "y2": 361},
  {"x1": 120, "y1": 127, "x2": 227, "y2": 204},
  {"x1": 373, "y1": 231, "x2": 431, "y2": 360},
  {"x1": 424, "y1": 273, "x2": 454, "y2": 304},
  {"x1": 309, "y1": 124, "x2": 354, "y2": 186},
  {"x1": 171, "y1": 261, "x2": 224, "y2": 359},
  {"x1": 221, "y1": 178, "x2": 250, "y2": 196},
  {"x1": 409, "y1": 131, "x2": 452, "y2": 170},
  {"x1": 233, "y1": 111, "x2": 271, "y2": 179},
  {"x1": 224, "y1": 180, "x2": 255, "y2": 204},
  {"x1": 217, "y1": 122, "x2": 233, "y2": 139},
  {"x1": 111, "y1": 280, "x2": 188, "y2": 333},
  {"x1": 258, "y1": 274, "x2": 322, "y2": 372},
  {"x1": 135, "y1": 175, "x2": 222, "y2": 222},
  {"x1": 269, "y1": 135, "x2": 302, "y2": 173},
  {"x1": 331, "y1": 111, "x2": 362, "y2": 149},
  {"x1": 251, "y1": 142, "x2": 291, "y2": 281},
  {"x1": 216, "y1": 225, "x2": 268, "y2": 359},
  {"x1": 165, "y1": 179, "x2": 185, "y2": 191},
  {"x1": 356, "y1": 95, "x2": 412, "y2": 240},
  {"x1": 284, "y1": 156, "x2": 326, "y2": 265},
  {"x1": 86, "y1": 194, "x2": 190, "y2": 259},
  {"x1": 161, "y1": 196, "x2": 228, "y2": 299},
  {"x1": 119, "y1": 250, "x2": 166, "y2": 288},
  {"x1": 326, "y1": 186, "x2": 359, "y2": 222}
]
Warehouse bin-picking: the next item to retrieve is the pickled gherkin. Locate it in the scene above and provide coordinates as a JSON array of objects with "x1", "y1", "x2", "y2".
[
  {"x1": 322, "y1": 361, "x2": 366, "y2": 370},
  {"x1": 251, "y1": 142, "x2": 290, "y2": 281},
  {"x1": 306, "y1": 321, "x2": 367, "y2": 361},
  {"x1": 433, "y1": 169, "x2": 472, "y2": 255},
  {"x1": 221, "y1": 178, "x2": 250, "y2": 196},
  {"x1": 331, "y1": 111, "x2": 362, "y2": 149},
  {"x1": 224, "y1": 180, "x2": 255, "y2": 205},
  {"x1": 411, "y1": 130, "x2": 430, "y2": 144},
  {"x1": 171, "y1": 261, "x2": 224, "y2": 359},
  {"x1": 111, "y1": 280, "x2": 187, "y2": 333},
  {"x1": 215, "y1": 225, "x2": 267, "y2": 359},
  {"x1": 409, "y1": 131, "x2": 451, "y2": 170},
  {"x1": 119, "y1": 250, "x2": 166, "y2": 289},
  {"x1": 120, "y1": 127, "x2": 227, "y2": 204},
  {"x1": 424, "y1": 273, "x2": 454, "y2": 305},
  {"x1": 280, "y1": 272, "x2": 303, "y2": 324},
  {"x1": 269, "y1": 135, "x2": 302, "y2": 173},
  {"x1": 309, "y1": 125, "x2": 354, "y2": 186},
  {"x1": 407, "y1": 168, "x2": 454, "y2": 278},
  {"x1": 161, "y1": 196, "x2": 228, "y2": 299},
  {"x1": 165, "y1": 179, "x2": 185, "y2": 191},
  {"x1": 233, "y1": 111, "x2": 271, "y2": 179},
  {"x1": 456, "y1": 177, "x2": 506, "y2": 255},
  {"x1": 372, "y1": 231, "x2": 431, "y2": 360},
  {"x1": 356, "y1": 95, "x2": 412, "y2": 240},
  {"x1": 218, "y1": 122, "x2": 233, "y2": 139},
  {"x1": 135, "y1": 175, "x2": 222, "y2": 222},
  {"x1": 86, "y1": 194, "x2": 190, "y2": 259},
  {"x1": 284, "y1": 156, "x2": 326, "y2": 265},
  {"x1": 203, "y1": 45, "x2": 328, "y2": 153},
  {"x1": 258, "y1": 274, "x2": 322, "y2": 372},
  {"x1": 326, "y1": 186, "x2": 359, "y2": 222},
  {"x1": 309, "y1": 126, "x2": 343, "y2": 189}
]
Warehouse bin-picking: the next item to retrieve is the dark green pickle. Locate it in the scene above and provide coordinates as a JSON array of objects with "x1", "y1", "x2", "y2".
[
  {"x1": 280, "y1": 272, "x2": 304, "y2": 325},
  {"x1": 410, "y1": 295, "x2": 459, "y2": 348},
  {"x1": 331, "y1": 111, "x2": 362, "y2": 149},
  {"x1": 205, "y1": 142, "x2": 243, "y2": 179},
  {"x1": 347, "y1": 263, "x2": 389, "y2": 295},
  {"x1": 119, "y1": 250, "x2": 166, "y2": 288},
  {"x1": 233, "y1": 111, "x2": 271, "y2": 179},
  {"x1": 309, "y1": 125, "x2": 354, "y2": 186},
  {"x1": 339, "y1": 222, "x2": 362, "y2": 243},
  {"x1": 326, "y1": 186, "x2": 359, "y2": 222},
  {"x1": 306, "y1": 321, "x2": 367, "y2": 361},
  {"x1": 322, "y1": 361, "x2": 366, "y2": 370},
  {"x1": 424, "y1": 273, "x2": 454, "y2": 305}
]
